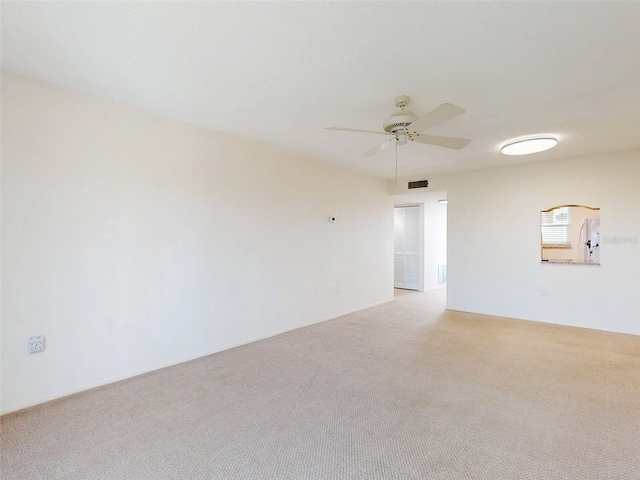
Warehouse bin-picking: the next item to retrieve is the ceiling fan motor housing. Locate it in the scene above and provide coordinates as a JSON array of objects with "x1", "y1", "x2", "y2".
[
  {"x1": 383, "y1": 109, "x2": 418, "y2": 133},
  {"x1": 383, "y1": 96, "x2": 418, "y2": 133}
]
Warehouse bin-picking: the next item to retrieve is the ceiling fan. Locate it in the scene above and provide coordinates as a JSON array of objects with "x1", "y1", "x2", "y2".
[{"x1": 326, "y1": 95, "x2": 471, "y2": 157}]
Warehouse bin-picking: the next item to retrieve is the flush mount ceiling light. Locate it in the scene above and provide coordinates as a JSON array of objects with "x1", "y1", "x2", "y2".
[{"x1": 500, "y1": 136, "x2": 558, "y2": 156}]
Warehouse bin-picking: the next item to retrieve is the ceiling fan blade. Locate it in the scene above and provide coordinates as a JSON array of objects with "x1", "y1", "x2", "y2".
[
  {"x1": 407, "y1": 103, "x2": 465, "y2": 134},
  {"x1": 361, "y1": 138, "x2": 394, "y2": 157},
  {"x1": 326, "y1": 127, "x2": 388, "y2": 135},
  {"x1": 410, "y1": 133, "x2": 471, "y2": 150}
]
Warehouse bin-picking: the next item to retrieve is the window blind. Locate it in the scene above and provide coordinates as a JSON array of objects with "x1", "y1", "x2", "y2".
[{"x1": 541, "y1": 207, "x2": 571, "y2": 246}]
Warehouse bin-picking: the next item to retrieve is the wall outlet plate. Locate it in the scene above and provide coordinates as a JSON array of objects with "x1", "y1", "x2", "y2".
[{"x1": 28, "y1": 336, "x2": 45, "y2": 354}]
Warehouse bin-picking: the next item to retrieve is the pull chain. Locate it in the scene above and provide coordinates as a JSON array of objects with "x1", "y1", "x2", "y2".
[{"x1": 395, "y1": 137, "x2": 398, "y2": 186}]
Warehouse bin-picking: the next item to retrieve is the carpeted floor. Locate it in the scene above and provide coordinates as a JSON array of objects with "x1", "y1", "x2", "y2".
[{"x1": 2, "y1": 287, "x2": 639, "y2": 479}]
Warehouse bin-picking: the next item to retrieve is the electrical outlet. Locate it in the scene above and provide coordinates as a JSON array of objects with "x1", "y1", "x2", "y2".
[
  {"x1": 329, "y1": 286, "x2": 340, "y2": 295},
  {"x1": 540, "y1": 288, "x2": 548, "y2": 297},
  {"x1": 28, "y1": 336, "x2": 45, "y2": 354}
]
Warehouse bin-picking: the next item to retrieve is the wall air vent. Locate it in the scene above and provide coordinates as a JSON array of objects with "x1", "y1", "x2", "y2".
[{"x1": 408, "y1": 180, "x2": 429, "y2": 189}]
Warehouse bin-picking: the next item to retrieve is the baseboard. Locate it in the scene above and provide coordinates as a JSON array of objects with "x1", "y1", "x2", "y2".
[
  {"x1": 313, "y1": 297, "x2": 394, "y2": 324},
  {"x1": 445, "y1": 306, "x2": 639, "y2": 337},
  {"x1": 1, "y1": 297, "x2": 395, "y2": 416}
]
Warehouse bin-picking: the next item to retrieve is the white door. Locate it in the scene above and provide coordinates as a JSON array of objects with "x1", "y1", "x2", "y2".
[{"x1": 394, "y1": 206, "x2": 420, "y2": 290}]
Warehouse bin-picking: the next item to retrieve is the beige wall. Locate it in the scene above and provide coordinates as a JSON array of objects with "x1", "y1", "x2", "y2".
[
  {"x1": 392, "y1": 150, "x2": 640, "y2": 336},
  {"x1": 1, "y1": 73, "x2": 394, "y2": 414}
]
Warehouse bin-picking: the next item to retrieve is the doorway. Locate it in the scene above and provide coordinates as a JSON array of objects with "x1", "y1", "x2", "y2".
[
  {"x1": 393, "y1": 191, "x2": 447, "y2": 293},
  {"x1": 394, "y1": 205, "x2": 422, "y2": 290}
]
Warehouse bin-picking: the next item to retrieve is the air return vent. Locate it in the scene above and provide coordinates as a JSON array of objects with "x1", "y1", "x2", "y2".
[{"x1": 408, "y1": 180, "x2": 429, "y2": 189}]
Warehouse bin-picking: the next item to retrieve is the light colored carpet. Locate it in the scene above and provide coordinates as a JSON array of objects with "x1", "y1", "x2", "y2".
[{"x1": 2, "y1": 287, "x2": 639, "y2": 479}]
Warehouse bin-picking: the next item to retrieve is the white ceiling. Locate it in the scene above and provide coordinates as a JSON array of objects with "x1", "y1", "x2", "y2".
[{"x1": 2, "y1": 1, "x2": 639, "y2": 180}]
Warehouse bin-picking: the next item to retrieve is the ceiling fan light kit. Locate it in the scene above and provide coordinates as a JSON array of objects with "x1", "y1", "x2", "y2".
[{"x1": 500, "y1": 136, "x2": 558, "y2": 156}]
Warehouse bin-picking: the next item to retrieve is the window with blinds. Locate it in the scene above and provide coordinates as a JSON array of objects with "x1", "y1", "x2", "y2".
[{"x1": 541, "y1": 206, "x2": 571, "y2": 247}]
